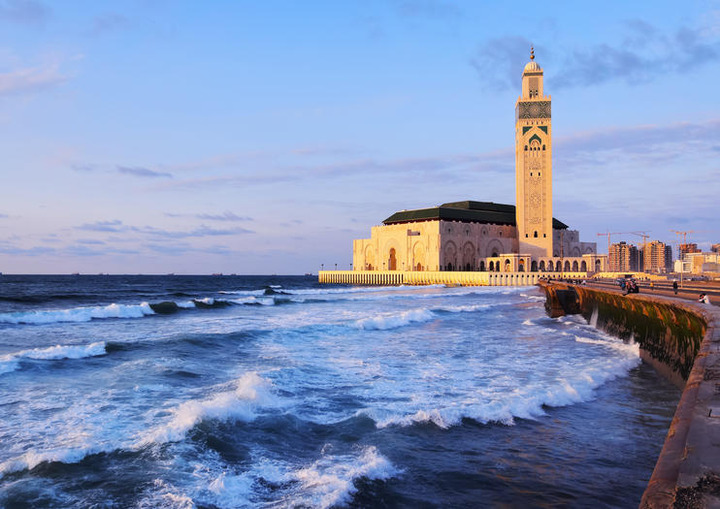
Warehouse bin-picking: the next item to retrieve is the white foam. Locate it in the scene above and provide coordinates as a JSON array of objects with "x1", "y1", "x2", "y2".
[
  {"x1": 353, "y1": 308, "x2": 435, "y2": 330},
  {"x1": 0, "y1": 302, "x2": 155, "y2": 325},
  {"x1": 288, "y1": 446, "x2": 398, "y2": 509},
  {"x1": 0, "y1": 342, "x2": 107, "y2": 375},
  {"x1": 139, "y1": 372, "x2": 278, "y2": 445},
  {"x1": 0, "y1": 442, "x2": 111, "y2": 478},
  {"x1": 177, "y1": 301, "x2": 196, "y2": 309}
]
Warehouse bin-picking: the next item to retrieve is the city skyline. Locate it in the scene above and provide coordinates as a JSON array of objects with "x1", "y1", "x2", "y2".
[{"x1": 1, "y1": 1, "x2": 719, "y2": 274}]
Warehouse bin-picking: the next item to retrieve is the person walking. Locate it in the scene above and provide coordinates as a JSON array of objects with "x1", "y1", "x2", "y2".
[{"x1": 673, "y1": 281, "x2": 678, "y2": 295}]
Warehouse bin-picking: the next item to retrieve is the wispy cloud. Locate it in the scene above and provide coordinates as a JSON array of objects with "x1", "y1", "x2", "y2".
[
  {"x1": 0, "y1": 0, "x2": 50, "y2": 25},
  {"x1": 75, "y1": 220, "x2": 253, "y2": 239},
  {"x1": 117, "y1": 166, "x2": 173, "y2": 178},
  {"x1": 76, "y1": 220, "x2": 126, "y2": 233},
  {"x1": 390, "y1": 0, "x2": 462, "y2": 19},
  {"x1": 0, "y1": 62, "x2": 67, "y2": 96},
  {"x1": 471, "y1": 22, "x2": 720, "y2": 90},
  {"x1": 89, "y1": 12, "x2": 128, "y2": 36},
  {"x1": 196, "y1": 212, "x2": 253, "y2": 222},
  {"x1": 470, "y1": 36, "x2": 533, "y2": 91}
]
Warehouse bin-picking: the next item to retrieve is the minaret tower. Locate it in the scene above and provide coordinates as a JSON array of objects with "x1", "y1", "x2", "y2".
[{"x1": 515, "y1": 47, "x2": 553, "y2": 258}]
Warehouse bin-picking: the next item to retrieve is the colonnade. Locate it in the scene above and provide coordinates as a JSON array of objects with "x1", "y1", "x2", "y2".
[{"x1": 318, "y1": 270, "x2": 588, "y2": 286}]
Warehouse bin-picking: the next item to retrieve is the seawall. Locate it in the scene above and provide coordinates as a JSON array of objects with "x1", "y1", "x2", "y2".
[
  {"x1": 319, "y1": 270, "x2": 587, "y2": 286},
  {"x1": 539, "y1": 281, "x2": 720, "y2": 507}
]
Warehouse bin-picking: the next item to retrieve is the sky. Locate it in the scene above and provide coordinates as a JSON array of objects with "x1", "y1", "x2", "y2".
[{"x1": 0, "y1": 0, "x2": 718, "y2": 275}]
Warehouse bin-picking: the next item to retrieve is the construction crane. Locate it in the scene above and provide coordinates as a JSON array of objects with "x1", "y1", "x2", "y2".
[
  {"x1": 628, "y1": 231, "x2": 651, "y2": 272},
  {"x1": 597, "y1": 231, "x2": 636, "y2": 255}
]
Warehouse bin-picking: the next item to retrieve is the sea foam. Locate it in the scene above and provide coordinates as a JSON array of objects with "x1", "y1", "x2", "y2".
[
  {"x1": 0, "y1": 342, "x2": 107, "y2": 374},
  {"x1": 0, "y1": 303, "x2": 155, "y2": 325},
  {"x1": 140, "y1": 372, "x2": 278, "y2": 445}
]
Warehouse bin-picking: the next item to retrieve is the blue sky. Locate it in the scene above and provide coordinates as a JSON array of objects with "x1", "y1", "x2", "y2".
[{"x1": 0, "y1": 0, "x2": 718, "y2": 274}]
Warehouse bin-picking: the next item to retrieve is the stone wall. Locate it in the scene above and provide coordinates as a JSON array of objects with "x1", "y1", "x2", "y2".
[{"x1": 539, "y1": 281, "x2": 720, "y2": 507}]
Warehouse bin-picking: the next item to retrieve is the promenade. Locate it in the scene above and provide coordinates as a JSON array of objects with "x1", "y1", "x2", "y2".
[{"x1": 584, "y1": 278, "x2": 720, "y2": 306}]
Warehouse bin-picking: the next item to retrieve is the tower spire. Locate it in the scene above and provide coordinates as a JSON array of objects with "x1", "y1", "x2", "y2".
[{"x1": 530, "y1": 46, "x2": 535, "y2": 61}]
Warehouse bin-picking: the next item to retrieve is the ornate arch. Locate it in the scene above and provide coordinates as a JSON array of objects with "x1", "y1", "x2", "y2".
[
  {"x1": 485, "y1": 238, "x2": 504, "y2": 258},
  {"x1": 443, "y1": 241, "x2": 458, "y2": 271},
  {"x1": 412, "y1": 241, "x2": 426, "y2": 271},
  {"x1": 364, "y1": 245, "x2": 376, "y2": 271},
  {"x1": 461, "y1": 241, "x2": 476, "y2": 271}
]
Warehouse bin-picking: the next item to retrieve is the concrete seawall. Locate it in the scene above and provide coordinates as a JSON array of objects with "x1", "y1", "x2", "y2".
[{"x1": 539, "y1": 281, "x2": 720, "y2": 507}]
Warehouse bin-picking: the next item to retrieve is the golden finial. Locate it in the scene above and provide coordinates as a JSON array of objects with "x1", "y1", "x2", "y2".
[{"x1": 530, "y1": 46, "x2": 535, "y2": 61}]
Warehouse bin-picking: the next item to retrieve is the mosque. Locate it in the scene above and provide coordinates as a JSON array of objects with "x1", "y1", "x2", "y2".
[
  {"x1": 350, "y1": 50, "x2": 601, "y2": 277},
  {"x1": 322, "y1": 50, "x2": 604, "y2": 285}
]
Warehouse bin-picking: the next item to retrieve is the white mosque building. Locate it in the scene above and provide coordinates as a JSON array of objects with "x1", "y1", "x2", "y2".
[{"x1": 322, "y1": 50, "x2": 603, "y2": 286}]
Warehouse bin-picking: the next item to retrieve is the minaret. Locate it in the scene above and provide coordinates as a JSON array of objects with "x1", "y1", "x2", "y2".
[{"x1": 515, "y1": 47, "x2": 553, "y2": 258}]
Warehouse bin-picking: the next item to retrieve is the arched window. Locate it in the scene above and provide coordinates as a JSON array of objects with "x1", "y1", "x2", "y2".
[
  {"x1": 572, "y1": 261, "x2": 579, "y2": 272},
  {"x1": 533, "y1": 231, "x2": 538, "y2": 238},
  {"x1": 580, "y1": 261, "x2": 587, "y2": 272},
  {"x1": 531, "y1": 261, "x2": 538, "y2": 272}
]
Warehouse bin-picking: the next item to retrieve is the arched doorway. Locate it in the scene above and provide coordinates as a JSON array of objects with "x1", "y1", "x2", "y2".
[
  {"x1": 564, "y1": 261, "x2": 571, "y2": 272},
  {"x1": 595, "y1": 259, "x2": 601, "y2": 272},
  {"x1": 555, "y1": 260, "x2": 562, "y2": 272},
  {"x1": 518, "y1": 259, "x2": 525, "y2": 272},
  {"x1": 580, "y1": 261, "x2": 587, "y2": 272},
  {"x1": 388, "y1": 248, "x2": 397, "y2": 270},
  {"x1": 572, "y1": 260, "x2": 579, "y2": 272},
  {"x1": 531, "y1": 260, "x2": 538, "y2": 272},
  {"x1": 489, "y1": 261, "x2": 495, "y2": 272},
  {"x1": 504, "y1": 259, "x2": 511, "y2": 272},
  {"x1": 539, "y1": 260, "x2": 545, "y2": 272}
]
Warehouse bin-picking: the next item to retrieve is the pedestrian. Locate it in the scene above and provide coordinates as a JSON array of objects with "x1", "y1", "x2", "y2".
[
  {"x1": 698, "y1": 293, "x2": 711, "y2": 305},
  {"x1": 673, "y1": 281, "x2": 678, "y2": 295},
  {"x1": 650, "y1": 281, "x2": 655, "y2": 291}
]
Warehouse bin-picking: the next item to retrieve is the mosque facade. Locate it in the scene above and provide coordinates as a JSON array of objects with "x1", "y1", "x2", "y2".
[{"x1": 351, "y1": 50, "x2": 602, "y2": 276}]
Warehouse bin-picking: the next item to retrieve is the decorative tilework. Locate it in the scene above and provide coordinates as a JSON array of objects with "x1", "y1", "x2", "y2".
[{"x1": 516, "y1": 101, "x2": 551, "y2": 119}]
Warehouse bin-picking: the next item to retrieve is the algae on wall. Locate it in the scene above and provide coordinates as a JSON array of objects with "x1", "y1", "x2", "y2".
[{"x1": 544, "y1": 284, "x2": 706, "y2": 381}]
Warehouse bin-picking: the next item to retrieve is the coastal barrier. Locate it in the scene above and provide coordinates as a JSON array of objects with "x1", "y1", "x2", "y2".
[
  {"x1": 539, "y1": 281, "x2": 720, "y2": 507},
  {"x1": 319, "y1": 270, "x2": 587, "y2": 286}
]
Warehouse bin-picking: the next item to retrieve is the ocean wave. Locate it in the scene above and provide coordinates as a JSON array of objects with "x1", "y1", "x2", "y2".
[
  {"x1": 287, "y1": 446, "x2": 398, "y2": 508},
  {"x1": 139, "y1": 372, "x2": 280, "y2": 445},
  {"x1": 0, "y1": 443, "x2": 112, "y2": 478},
  {"x1": 353, "y1": 309, "x2": 436, "y2": 330},
  {"x1": 0, "y1": 303, "x2": 155, "y2": 325},
  {"x1": 365, "y1": 351, "x2": 641, "y2": 430},
  {"x1": 352, "y1": 303, "x2": 492, "y2": 331}
]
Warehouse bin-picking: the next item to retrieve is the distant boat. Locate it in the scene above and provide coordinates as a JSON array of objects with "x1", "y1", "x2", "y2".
[
  {"x1": 71, "y1": 272, "x2": 80, "y2": 276},
  {"x1": 211, "y1": 273, "x2": 223, "y2": 276},
  {"x1": 305, "y1": 273, "x2": 313, "y2": 276}
]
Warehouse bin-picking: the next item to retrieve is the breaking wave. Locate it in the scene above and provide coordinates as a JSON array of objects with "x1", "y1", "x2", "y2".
[
  {"x1": 0, "y1": 341, "x2": 107, "y2": 374},
  {"x1": 139, "y1": 372, "x2": 280, "y2": 445}
]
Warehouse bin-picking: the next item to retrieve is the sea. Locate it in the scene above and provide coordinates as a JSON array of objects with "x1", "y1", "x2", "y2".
[{"x1": 0, "y1": 275, "x2": 681, "y2": 508}]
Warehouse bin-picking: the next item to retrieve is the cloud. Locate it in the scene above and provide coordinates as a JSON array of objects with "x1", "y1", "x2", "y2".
[
  {"x1": 469, "y1": 36, "x2": 535, "y2": 91},
  {"x1": 390, "y1": 0, "x2": 462, "y2": 19},
  {"x1": 0, "y1": 212, "x2": 8, "y2": 218},
  {"x1": 0, "y1": 0, "x2": 50, "y2": 25},
  {"x1": 166, "y1": 211, "x2": 253, "y2": 222},
  {"x1": 89, "y1": 13, "x2": 128, "y2": 36},
  {"x1": 141, "y1": 225, "x2": 255, "y2": 238},
  {"x1": 0, "y1": 62, "x2": 67, "y2": 96},
  {"x1": 76, "y1": 220, "x2": 127, "y2": 233},
  {"x1": 117, "y1": 166, "x2": 173, "y2": 178},
  {"x1": 471, "y1": 23, "x2": 720, "y2": 90}
]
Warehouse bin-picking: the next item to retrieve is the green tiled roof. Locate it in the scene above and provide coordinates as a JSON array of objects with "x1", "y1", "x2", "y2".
[{"x1": 382, "y1": 200, "x2": 569, "y2": 229}]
